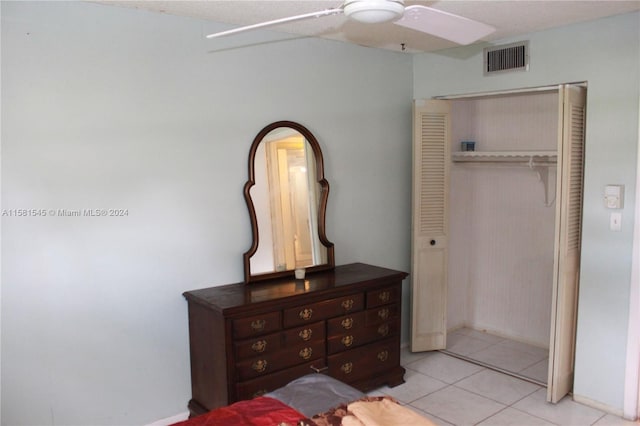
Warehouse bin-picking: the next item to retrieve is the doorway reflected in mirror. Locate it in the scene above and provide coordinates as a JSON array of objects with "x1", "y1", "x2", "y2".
[{"x1": 252, "y1": 129, "x2": 325, "y2": 273}]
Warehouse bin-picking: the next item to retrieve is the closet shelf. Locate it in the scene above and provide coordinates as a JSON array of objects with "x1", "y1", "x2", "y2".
[
  {"x1": 451, "y1": 150, "x2": 558, "y2": 207},
  {"x1": 451, "y1": 150, "x2": 557, "y2": 163}
]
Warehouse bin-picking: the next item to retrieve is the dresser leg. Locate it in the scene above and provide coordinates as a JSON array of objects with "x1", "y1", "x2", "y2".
[
  {"x1": 187, "y1": 399, "x2": 209, "y2": 418},
  {"x1": 385, "y1": 366, "x2": 407, "y2": 388}
]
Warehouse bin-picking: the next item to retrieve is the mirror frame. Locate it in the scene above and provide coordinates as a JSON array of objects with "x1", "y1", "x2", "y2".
[{"x1": 243, "y1": 121, "x2": 334, "y2": 283}]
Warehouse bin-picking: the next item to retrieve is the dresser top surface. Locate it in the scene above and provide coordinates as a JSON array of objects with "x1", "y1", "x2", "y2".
[{"x1": 183, "y1": 263, "x2": 408, "y2": 312}]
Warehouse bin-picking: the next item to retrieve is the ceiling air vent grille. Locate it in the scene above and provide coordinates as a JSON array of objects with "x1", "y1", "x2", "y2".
[{"x1": 484, "y1": 41, "x2": 529, "y2": 75}]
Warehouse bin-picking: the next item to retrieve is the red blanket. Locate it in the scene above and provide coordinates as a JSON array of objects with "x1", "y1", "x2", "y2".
[{"x1": 172, "y1": 397, "x2": 304, "y2": 426}]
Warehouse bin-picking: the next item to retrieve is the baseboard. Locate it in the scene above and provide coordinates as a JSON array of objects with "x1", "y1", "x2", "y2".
[
  {"x1": 572, "y1": 394, "x2": 628, "y2": 420},
  {"x1": 145, "y1": 411, "x2": 189, "y2": 426}
]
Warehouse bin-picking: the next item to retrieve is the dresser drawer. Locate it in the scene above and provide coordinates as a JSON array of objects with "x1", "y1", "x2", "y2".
[
  {"x1": 327, "y1": 319, "x2": 400, "y2": 354},
  {"x1": 365, "y1": 303, "x2": 400, "y2": 325},
  {"x1": 232, "y1": 311, "x2": 281, "y2": 339},
  {"x1": 234, "y1": 333, "x2": 282, "y2": 361},
  {"x1": 283, "y1": 293, "x2": 364, "y2": 327},
  {"x1": 367, "y1": 285, "x2": 400, "y2": 308},
  {"x1": 235, "y1": 358, "x2": 326, "y2": 401},
  {"x1": 236, "y1": 340, "x2": 326, "y2": 381},
  {"x1": 327, "y1": 311, "x2": 366, "y2": 336},
  {"x1": 234, "y1": 321, "x2": 324, "y2": 361},
  {"x1": 282, "y1": 321, "x2": 325, "y2": 345},
  {"x1": 327, "y1": 303, "x2": 399, "y2": 336},
  {"x1": 327, "y1": 338, "x2": 400, "y2": 383}
]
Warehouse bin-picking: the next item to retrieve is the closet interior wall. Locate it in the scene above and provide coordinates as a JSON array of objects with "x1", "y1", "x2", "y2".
[{"x1": 448, "y1": 91, "x2": 560, "y2": 348}]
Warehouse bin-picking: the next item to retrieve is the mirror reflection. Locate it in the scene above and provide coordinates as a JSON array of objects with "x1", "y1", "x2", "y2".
[{"x1": 244, "y1": 121, "x2": 334, "y2": 283}]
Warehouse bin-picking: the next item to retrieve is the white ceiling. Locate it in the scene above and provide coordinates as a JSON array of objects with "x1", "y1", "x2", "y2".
[{"x1": 96, "y1": 1, "x2": 640, "y2": 53}]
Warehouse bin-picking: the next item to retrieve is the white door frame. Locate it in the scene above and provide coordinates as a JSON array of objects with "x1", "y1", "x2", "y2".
[{"x1": 623, "y1": 103, "x2": 640, "y2": 420}]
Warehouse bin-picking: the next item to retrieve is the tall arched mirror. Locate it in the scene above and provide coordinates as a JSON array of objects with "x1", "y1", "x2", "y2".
[{"x1": 243, "y1": 121, "x2": 334, "y2": 283}]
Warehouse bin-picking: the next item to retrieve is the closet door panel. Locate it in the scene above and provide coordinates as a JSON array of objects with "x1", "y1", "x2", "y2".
[
  {"x1": 548, "y1": 85, "x2": 586, "y2": 403},
  {"x1": 411, "y1": 100, "x2": 450, "y2": 351}
]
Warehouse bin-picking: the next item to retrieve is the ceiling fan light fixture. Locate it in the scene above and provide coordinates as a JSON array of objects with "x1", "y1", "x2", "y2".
[{"x1": 343, "y1": 0, "x2": 405, "y2": 24}]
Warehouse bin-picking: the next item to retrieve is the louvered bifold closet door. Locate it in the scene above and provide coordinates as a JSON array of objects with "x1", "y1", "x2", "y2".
[
  {"x1": 411, "y1": 100, "x2": 451, "y2": 352},
  {"x1": 548, "y1": 85, "x2": 587, "y2": 403}
]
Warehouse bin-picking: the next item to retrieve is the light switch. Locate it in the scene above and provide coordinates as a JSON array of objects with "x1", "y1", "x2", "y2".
[
  {"x1": 610, "y1": 212, "x2": 622, "y2": 231},
  {"x1": 604, "y1": 184, "x2": 624, "y2": 209}
]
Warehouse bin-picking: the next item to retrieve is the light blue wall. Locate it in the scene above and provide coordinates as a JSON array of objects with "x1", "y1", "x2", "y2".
[
  {"x1": 0, "y1": 2, "x2": 413, "y2": 425},
  {"x1": 3, "y1": 2, "x2": 638, "y2": 424},
  {"x1": 413, "y1": 12, "x2": 639, "y2": 413}
]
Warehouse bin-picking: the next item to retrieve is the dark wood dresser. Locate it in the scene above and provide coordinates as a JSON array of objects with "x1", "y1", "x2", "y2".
[{"x1": 183, "y1": 262, "x2": 408, "y2": 416}]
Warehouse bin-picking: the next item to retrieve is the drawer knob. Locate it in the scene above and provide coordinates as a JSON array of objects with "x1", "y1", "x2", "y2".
[
  {"x1": 341, "y1": 299, "x2": 354, "y2": 311},
  {"x1": 378, "y1": 308, "x2": 390, "y2": 320},
  {"x1": 377, "y1": 350, "x2": 389, "y2": 362},
  {"x1": 252, "y1": 359, "x2": 268, "y2": 373},
  {"x1": 299, "y1": 308, "x2": 313, "y2": 321},
  {"x1": 377, "y1": 324, "x2": 389, "y2": 337},
  {"x1": 340, "y1": 362, "x2": 353, "y2": 375},
  {"x1": 298, "y1": 328, "x2": 313, "y2": 341},
  {"x1": 250, "y1": 319, "x2": 266, "y2": 332},
  {"x1": 341, "y1": 335, "x2": 354, "y2": 347},
  {"x1": 299, "y1": 347, "x2": 313, "y2": 360},
  {"x1": 341, "y1": 317, "x2": 354, "y2": 330},
  {"x1": 378, "y1": 291, "x2": 391, "y2": 303},
  {"x1": 251, "y1": 340, "x2": 267, "y2": 353}
]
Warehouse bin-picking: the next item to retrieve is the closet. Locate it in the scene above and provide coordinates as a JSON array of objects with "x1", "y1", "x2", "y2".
[{"x1": 410, "y1": 84, "x2": 586, "y2": 403}]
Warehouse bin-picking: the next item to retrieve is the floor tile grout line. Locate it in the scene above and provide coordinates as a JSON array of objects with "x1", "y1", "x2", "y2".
[
  {"x1": 448, "y1": 378, "x2": 540, "y2": 408},
  {"x1": 399, "y1": 367, "x2": 594, "y2": 424},
  {"x1": 402, "y1": 357, "x2": 487, "y2": 386},
  {"x1": 589, "y1": 412, "x2": 608, "y2": 425},
  {"x1": 517, "y1": 355, "x2": 550, "y2": 374},
  {"x1": 403, "y1": 383, "x2": 454, "y2": 422},
  {"x1": 407, "y1": 382, "x2": 509, "y2": 426},
  {"x1": 472, "y1": 405, "x2": 512, "y2": 426},
  {"x1": 505, "y1": 404, "x2": 564, "y2": 426},
  {"x1": 440, "y1": 349, "x2": 547, "y2": 386},
  {"x1": 398, "y1": 347, "x2": 617, "y2": 426},
  {"x1": 404, "y1": 350, "x2": 542, "y2": 391},
  {"x1": 378, "y1": 375, "x2": 449, "y2": 406},
  {"x1": 502, "y1": 386, "x2": 558, "y2": 425},
  {"x1": 492, "y1": 337, "x2": 550, "y2": 362},
  {"x1": 408, "y1": 403, "x2": 453, "y2": 426},
  {"x1": 449, "y1": 382, "x2": 509, "y2": 408},
  {"x1": 450, "y1": 327, "x2": 549, "y2": 355}
]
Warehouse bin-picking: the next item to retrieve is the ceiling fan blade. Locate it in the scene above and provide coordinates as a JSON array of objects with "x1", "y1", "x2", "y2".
[
  {"x1": 394, "y1": 5, "x2": 495, "y2": 45},
  {"x1": 206, "y1": 8, "x2": 344, "y2": 39}
]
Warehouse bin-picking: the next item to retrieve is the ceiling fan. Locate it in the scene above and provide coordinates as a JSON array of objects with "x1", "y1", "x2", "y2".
[{"x1": 205, "y1": 0, "x2": 495, "y2": 46}]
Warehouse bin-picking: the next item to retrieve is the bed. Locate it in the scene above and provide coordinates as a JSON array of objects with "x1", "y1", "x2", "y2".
[{"x1": 172, "y1": 374, "x2": 436, "y2": 426}]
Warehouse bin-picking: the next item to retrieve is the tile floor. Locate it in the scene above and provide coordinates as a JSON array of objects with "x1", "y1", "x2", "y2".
[
  {"x1": 369, "y1": 347, "x2": 638, "y2": 426},
  {"x1": 443, "y1": 327, "x2": 549, "y2": 385},
  {"x1": 155, "y1": 337, "x2": 638, "y2": 426}
]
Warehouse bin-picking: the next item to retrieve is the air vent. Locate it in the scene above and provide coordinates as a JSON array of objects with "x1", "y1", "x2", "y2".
[{"x1": 484, "y1": 41, "x2": 529, "y2": 75}]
